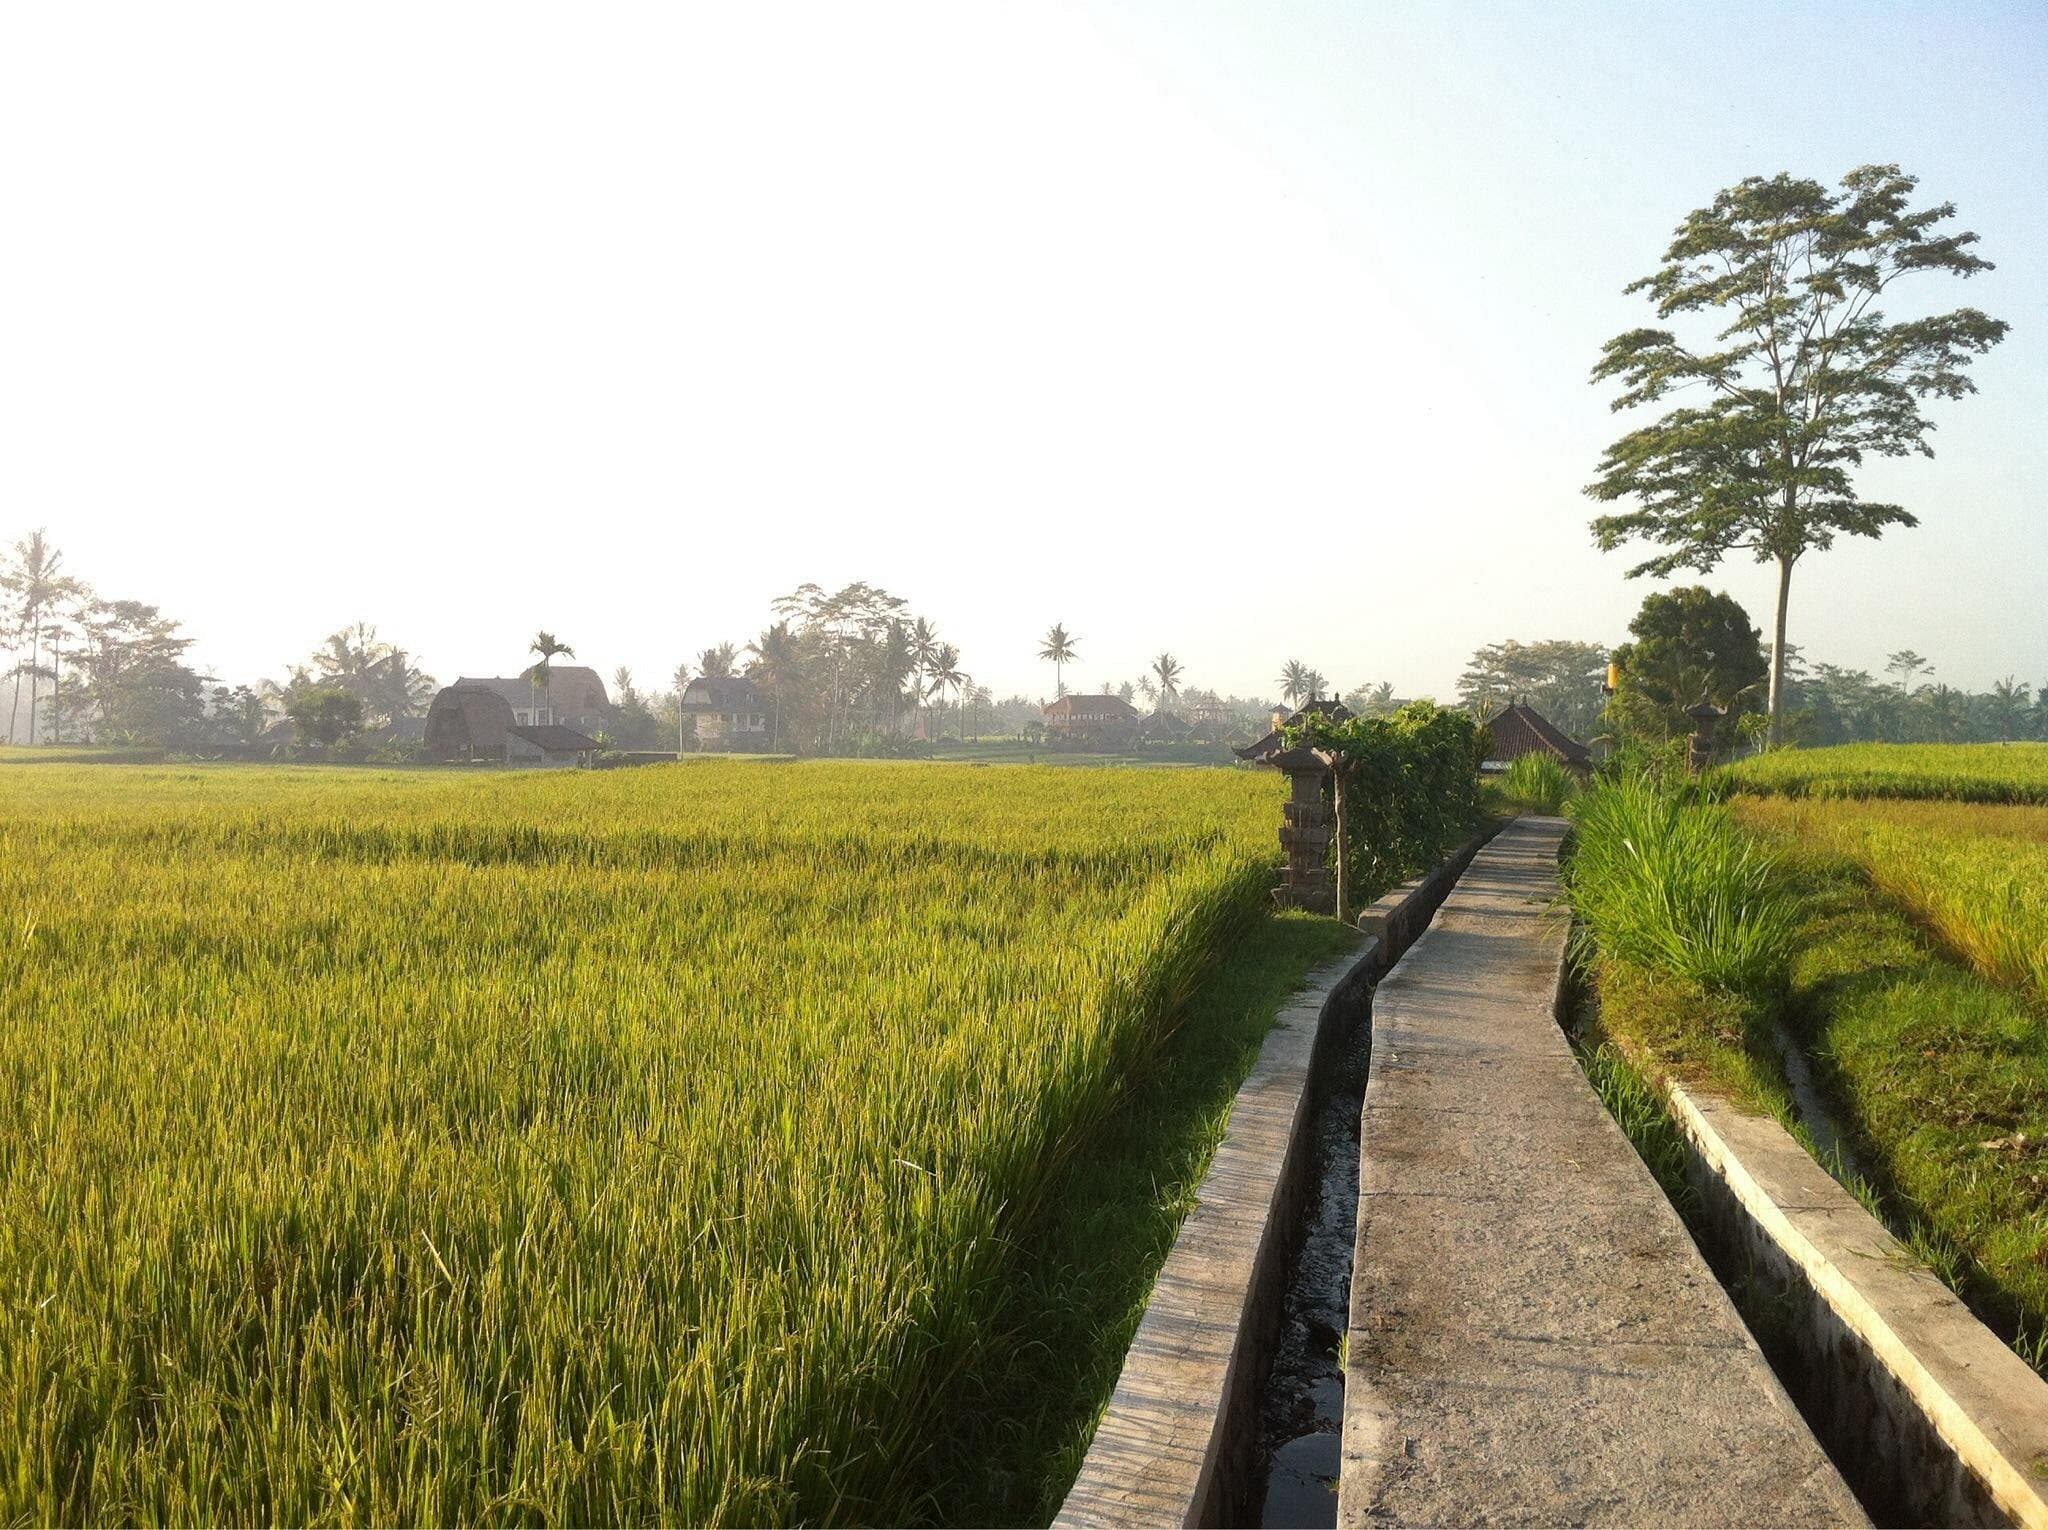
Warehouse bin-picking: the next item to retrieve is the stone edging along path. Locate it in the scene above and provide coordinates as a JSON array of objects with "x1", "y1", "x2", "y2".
[
  {"x1": 1053, "y1": 826, "x2": 1497, "y2": 1529},
  {"x1": 1665, "y1": 1081, "x2": 2048, "y2": 1528}
]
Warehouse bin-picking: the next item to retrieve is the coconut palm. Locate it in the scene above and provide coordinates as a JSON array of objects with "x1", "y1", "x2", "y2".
[
  {"x1": 3, "y1": 531, "x2": 84, "y2": 745},
  {"x1": 1038, "y1": 624, "x2": 1079, "y2": 699},
  {"x1": 1277, "y1": 659, "x2": 1313, "y2": 708},
  {"x1": 1150, "y1": 652, "x2": 1184, "y2": 707},
  {"x1": 746, "y1": 622, "x2": 805, "y2": 752},
  {"x1": 527, "y1": 631, "x2": 574, "y2": 723},
  {"x1": 925, "y1": 643, "x2": 968, "y2": 740},
  {"x1": 697, "y1": 643, "x2": 737, "y2": 679},
  {"x1": 1304, "y1": 669, "x2": 1327, "y2": 703}
]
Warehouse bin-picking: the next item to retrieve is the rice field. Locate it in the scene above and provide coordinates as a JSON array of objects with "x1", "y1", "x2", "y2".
[
  {"x1": 1720, "y1": 741, "x2": 2048, "y2": 804},
  {"x1": 1734, "y1": 796, "x2": 2048, "y2": 1004},
  {"x1": 0, "y1": 759, "x2": 1285, "y2": 1524}
]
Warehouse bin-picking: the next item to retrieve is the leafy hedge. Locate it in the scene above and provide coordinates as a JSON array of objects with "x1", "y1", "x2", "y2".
[{"x1": 1286, "y1": 701, "x2": 1486, "y2": 900}]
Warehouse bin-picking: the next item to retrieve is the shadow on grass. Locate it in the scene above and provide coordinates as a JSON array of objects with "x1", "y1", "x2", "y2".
[{"x1": 908, "y1": 911, "x2": 1360, "y2": 1526}]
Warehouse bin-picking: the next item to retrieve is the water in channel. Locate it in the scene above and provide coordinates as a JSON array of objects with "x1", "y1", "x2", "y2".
[{"x1": 1253, "y1": 1000, "x2": 1373, "y2": 1527}]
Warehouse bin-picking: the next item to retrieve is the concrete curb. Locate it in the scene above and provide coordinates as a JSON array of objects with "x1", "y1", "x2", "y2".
[
  {"x1": 1055, "y1": 830, "x2": 1495, "y2": 1528},
  {"x1": 1666, "y1": 1081, "x2": 2048, "y2": 1528},
  {"x1": 1353, "y1": 824, "x2": 1494, "y2": 954},
  {"x1": 1340, "y1": 818, "x2": 1861, "y2": 1527}
]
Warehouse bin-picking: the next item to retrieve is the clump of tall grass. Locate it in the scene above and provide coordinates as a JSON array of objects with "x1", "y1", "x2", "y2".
[
  {"x1": 1498, "y1": 753, "x2": 1579, "y2": 815},
  {"x1": 1565, "y1": 774, "x2": 1797, "y2": 995}
]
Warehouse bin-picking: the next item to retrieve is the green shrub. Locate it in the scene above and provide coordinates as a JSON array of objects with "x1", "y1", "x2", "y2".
[
  {"x1": 1500, "y1": 753, "x2": 1579, "y2": 814},
  {"x1": 1286, "y1": 700, "x2": 1485, "y2": 900},
  {"x1": 1565, "y1": 773, "x2": 1797, "y2": 995}
]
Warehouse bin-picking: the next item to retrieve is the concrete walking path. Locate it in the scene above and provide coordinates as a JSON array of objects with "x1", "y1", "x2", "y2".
[{"x1": 1338, "y1": 816, "x2": 1865, "y2": 1527}]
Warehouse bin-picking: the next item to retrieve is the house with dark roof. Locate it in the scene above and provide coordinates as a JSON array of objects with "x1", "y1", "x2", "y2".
[
  {"x1": 506, "y1": 722, "x2": 602, "y2": 768},
  {"x1": 453, "y1": 666, "x2": 609, "y2": 731},
  {"x1": 1043, "y1": 693, "x2": 1140, "y2": 742},
  {"x1": 1234, "y1": 697, "x2": 1352, "y2": 765},
  {"x1": 681, "y1": 674, "x2": 768, "y2": 750},
  {"x1": 425, "y1": 684, "x2": 516, "y2": 761},
  {"x1": 1482, "y1": 702, "x2": 1593, "y2": 774},
  {"x1": 1137, "y1": 709, "x2": 1192, "y2": 744}
]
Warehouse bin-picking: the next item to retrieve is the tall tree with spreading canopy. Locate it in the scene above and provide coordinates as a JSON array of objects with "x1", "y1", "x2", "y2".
[
  {"x1": 1587, "y1": 164, "x2": 2007, "y2": 741},
  {"x1": 1606, "y1": 586, "x2": 1768, "y2": 750}
]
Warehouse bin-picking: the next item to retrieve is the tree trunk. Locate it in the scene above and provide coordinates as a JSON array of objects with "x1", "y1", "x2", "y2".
[
  {"x1": 1767, "y1": 552, "x2": 1794, "y2": 748},
  {"x1": 1332, "y1": 768, "x2": 1349, "y2": 924},
  {"x1": 26, "y1": 617, "x2": 38, "y2": 746}
]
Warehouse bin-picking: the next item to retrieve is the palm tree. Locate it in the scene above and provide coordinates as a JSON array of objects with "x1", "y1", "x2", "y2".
[
  {"x1": 906, "y1": 617, "x2": 942, "y2": 736},
  {"x1": 1304, "y1": 669, "x2": 1327, "y2": 703},
  {"x1": 1277, "y1": 660, "x2": 1313, "y2": 708},
  {"x1": 926, "y1": 643, "x2": 968, "y2": 739},
  {"x1": 4, "y1": 531, "x2": 83, "y2": 745},
  {"x1": 1150, "y1": 651, "x2": 1184, "y2": 707},
  {"x1": 697, "y1": 643, "x2": 737, "y2": 679},
  {"x1": 527, "y1": 631, "x2": 574, "y2": 723},
  {"x1": 1038, "y1": 623, "x2": 1079, "y2": 699},
  {"x1": 1989, "y1": 676, "x2": 2027, "y2": 743},
  {"x1": 746, "y1": 622, "x2": 804, "y2": 752}
]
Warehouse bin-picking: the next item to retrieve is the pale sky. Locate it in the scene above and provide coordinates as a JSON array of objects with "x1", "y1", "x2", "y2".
[{"x1": 3, "y1": 1, "x2": 2043, "y2": 703}]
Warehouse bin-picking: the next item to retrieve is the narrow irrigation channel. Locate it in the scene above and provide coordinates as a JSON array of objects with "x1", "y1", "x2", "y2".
[{"x1": 1251, "y1": 1003, "x2": 1371, "y2": 1527}]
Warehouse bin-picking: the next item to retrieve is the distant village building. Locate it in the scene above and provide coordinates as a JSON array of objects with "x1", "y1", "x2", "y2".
[
  {"x1": 453, "y1": 667, "x2": 610, "y2": 730},
  {"x1": 424, "y1": 684, "x2": 602, "y2": 766},
  {"x1": 1137, "y1": 710, "x2": 1192, "y2": 745},
  {"x1": 1235, "y1": 697, "x2": 1352, "y2": 764},
  {"x1": 1482, "y1": 702, "x2": 1593, "y2": 774},
  {"x1": 682, "y1": 675, "x2": 769, "y2": 750},
  {"x1": 505, "y1": 723, "x2": 602, "y2": 768},
  {"x1": 1043, "y1": 692, "x2": 1141, "y2": 742},
  {"x1": 425, "y1": 684, "x2": 516, "y2": 762}
]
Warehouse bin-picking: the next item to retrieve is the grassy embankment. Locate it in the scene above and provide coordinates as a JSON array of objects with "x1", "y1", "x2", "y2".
[
  {"x1": 0, "y1": 758, "x2": 1361, "y2": 1525},
  {"x1": 1566, "y1": 749, "x2": 2048, "y2": 1368}
]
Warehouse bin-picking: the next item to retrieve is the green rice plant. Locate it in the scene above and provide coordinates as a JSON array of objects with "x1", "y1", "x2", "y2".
[
  {"x1": 1719, "y1": 742, "x2": 2048, "y2": 805},
  {"x1": 0, "y1": 759, "x2": 1291, "y2": 1524},
  {"x1": 1736, "y1": 797, "x2": 2048, "y2": 1004},
  {"x1": 1498, "y1": 753, "x2": 1579, "y2": 815},
  {"x1": 1565, "y1": 774, "x2": 1798, "y2": 996}
]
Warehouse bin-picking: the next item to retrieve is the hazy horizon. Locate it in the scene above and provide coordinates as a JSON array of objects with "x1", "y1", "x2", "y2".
[{"x1": 4, "y1": 1, "x2": 2042, "y2": 706}]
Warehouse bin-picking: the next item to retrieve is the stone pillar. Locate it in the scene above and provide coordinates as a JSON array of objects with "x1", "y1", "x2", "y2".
[
  {"x1": 1687, "y1": 700, "x2": 1726, "y2": 774},
  {"x1": 1275, "y1": 759, "x2": 1336, "y2": 913}
]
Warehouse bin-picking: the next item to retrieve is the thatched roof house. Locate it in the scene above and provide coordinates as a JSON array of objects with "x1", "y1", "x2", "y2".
[
  {"x1": 425, "y1": 684, "x2": 515, "y2": 761},
  {"x1": 1482, "y1": 702, "x2": 1592, "y2": 773},
  {"x1": 454, "y1": 666, "x2": 609, "y2": 728}
]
